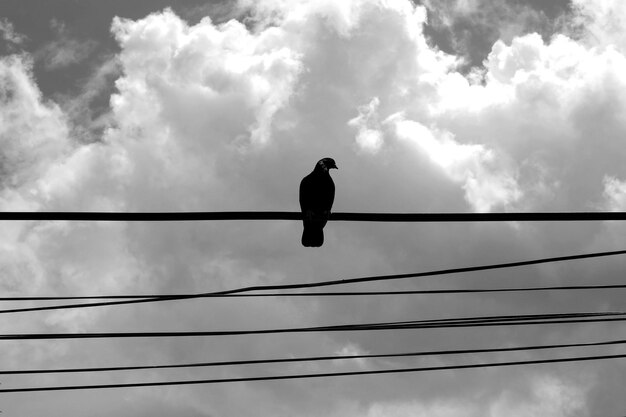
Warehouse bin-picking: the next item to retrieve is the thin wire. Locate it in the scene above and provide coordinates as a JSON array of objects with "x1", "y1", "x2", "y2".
[
  {"x1": 1, "y1": 338, "x2": 625, "y2": 375},
  {"x1": 2, "y1": 352, "x2": 626, "y2": 393},
  {"x1": 1, "y1": 311, "x2": 626, "y2": 340},
  {"x1": 2, "y1": 211, "x2": 626, "y2": 222},
  {"x1": 2, "y1": 249, "x2": 625, "y2": 314},
  {"x1": 4, "y1": 283, "x2": 626, "y2": 301}
]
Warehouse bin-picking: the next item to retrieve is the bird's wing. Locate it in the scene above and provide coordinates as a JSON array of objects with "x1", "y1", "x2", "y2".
[
  {"x1": 299, "y1": 174, "x2": 314, "y2": 212},
  {"x1": 300, "y1": 172, "x2": 335, "y2": 213},
  {"x1": 326, "y1": 177, "x2": 335, "y2": 211}
]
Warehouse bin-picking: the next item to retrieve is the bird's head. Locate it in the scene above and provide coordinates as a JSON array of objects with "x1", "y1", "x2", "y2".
[{"x1": 317, "y1": 157, "x2": 338, "y2": 172}]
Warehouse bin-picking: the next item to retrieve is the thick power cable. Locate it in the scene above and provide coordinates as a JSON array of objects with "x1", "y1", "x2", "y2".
[
  {"x1": 3, "y1": 211, "x2": 626, "y2": 222},
  {"x1": 2, "y1": 249, "x2": 625, "y2": 314},
  {"x1": 1, "y1": 338, "x2": 626, "y2": 375},
  {"x1": 2, "y1": 352, "x2": 626, "y2": 393},
  {"x1": 1, "y1": 311, "x2": 626, "y2": 340}
]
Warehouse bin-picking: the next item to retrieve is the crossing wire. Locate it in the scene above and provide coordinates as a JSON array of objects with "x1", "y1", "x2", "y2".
[
  {"x1": 3, "y1": 283, "x2": 626, "y2": 302},
  {"x1": 2, "y1": 352, "x2": 626, "y2": 393},
  {"x1": 1, "y1": 249, "x2": 625, "y2": 314},
  {"x1": 1, "y1": 337, "x2": 626, "y2": 375},
  {"x1": 2, "y1": 311, "x2": 626, "y2": 340}
]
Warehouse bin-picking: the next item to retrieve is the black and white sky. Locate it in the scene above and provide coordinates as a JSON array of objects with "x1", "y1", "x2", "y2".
[{"x1": 2, "y1": 0, "x2": 626, "y2": 415}]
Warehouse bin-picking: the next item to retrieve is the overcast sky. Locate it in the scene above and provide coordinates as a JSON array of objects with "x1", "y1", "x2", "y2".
[{"x1": 2, "y1": 0, "x2": 626, "y2": 416}]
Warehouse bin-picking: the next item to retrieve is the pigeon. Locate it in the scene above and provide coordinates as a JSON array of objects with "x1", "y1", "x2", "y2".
[{"x1": 299, "y1": 157, "x2": 338, "y2": 247}]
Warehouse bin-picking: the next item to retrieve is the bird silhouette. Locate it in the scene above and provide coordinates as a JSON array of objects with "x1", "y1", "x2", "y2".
[{"x1": 299, "y1": 157, "x2": 338, "y2": 247}]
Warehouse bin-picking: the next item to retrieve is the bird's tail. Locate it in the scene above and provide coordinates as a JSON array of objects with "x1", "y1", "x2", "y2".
[{"x1": 302, "y1": 223, "x2": 324, "y2": 247}]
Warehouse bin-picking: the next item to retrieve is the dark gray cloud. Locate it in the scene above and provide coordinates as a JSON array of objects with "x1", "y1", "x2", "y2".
[{"x1": 420, "y1": 0, "x2": 573, "y2": 69}]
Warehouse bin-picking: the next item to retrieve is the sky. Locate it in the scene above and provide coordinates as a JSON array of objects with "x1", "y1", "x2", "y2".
[{"x1": 1, "y1": 0, "x2": 626, "y2": 415}]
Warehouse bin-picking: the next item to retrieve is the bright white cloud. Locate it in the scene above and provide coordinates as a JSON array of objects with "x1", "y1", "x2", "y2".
[
  {"x1": 386, "y1": 113, "x2": 521, "y2": 211},
  {"x1": 571, "y1": 0, "x2": 626, "y2": 52},
  {"x1": 110, "y1": 8, "x2": 302, "y2": 146}
]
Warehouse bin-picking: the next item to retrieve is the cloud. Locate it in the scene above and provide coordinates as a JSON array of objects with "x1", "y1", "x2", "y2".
[
  {"x1": 110, "y1": 8, "x2": 302, "y2": 146},
  {"x1": 3, "y1": 0, "x2": 626, "y2": 415},
  {"x1": 0, "y1": 17, "x2": 27, "y2": 50},
  {"x1": 0, "y1": 54, "x2": 70, "y2": 190},
  {"x1": 57, "y1": 54, "x2": 122, "y2": 142},
  {"x1": 421, "y1": 0, "x2": 570, "y2": 67},
  {"x1": 570, "y1": 0, "x2": 626, "y2": 52},
  {"x1": 365, "y1": 399, "x2": 481, "y2": 417},
  {"x1": 36, "y1": 19, "x2": 98, "y2": 70},
  {"x1": 488, "y1": 374, "x2": 589, "y2": 417},
  {"x1": 348, "y1": 97, "x2": 384, "y2": 153},
  {"x1": 602, "y1": 176, "x2": 626, "y2": 211},
  {"x1": 385, "y1": 113, "x2": 521, "y2": 211},
  {"x1": 363, "y1": 375, "x2": 588, "y2": 417}
]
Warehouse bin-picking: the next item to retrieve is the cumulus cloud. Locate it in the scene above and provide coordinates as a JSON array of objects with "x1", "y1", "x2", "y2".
[
  {"x1": 0, "y1": 55, "x2": 70, "y2": 190},
  {"x1": 110, "y1": 8, "x2": 302, "y2": 147},
  {"x1": 4, "y1": 0, "x2": 626, "y2": 415},
  {"x1": 386, "y1": 113, "x2": 521, "y2": 211},
  {"x1": 570, "y1": 0, "x2": 626, "y2": 52}
]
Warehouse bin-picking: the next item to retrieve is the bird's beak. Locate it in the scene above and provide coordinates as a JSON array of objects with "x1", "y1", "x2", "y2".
[{"x1": 331, "y1": 164, "x2": 338, "y2": 169}]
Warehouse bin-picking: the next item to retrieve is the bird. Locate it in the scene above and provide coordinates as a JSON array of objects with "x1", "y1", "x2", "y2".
[{"x1": 299, "y1": 157, "x2": 338, "y2": 247}]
